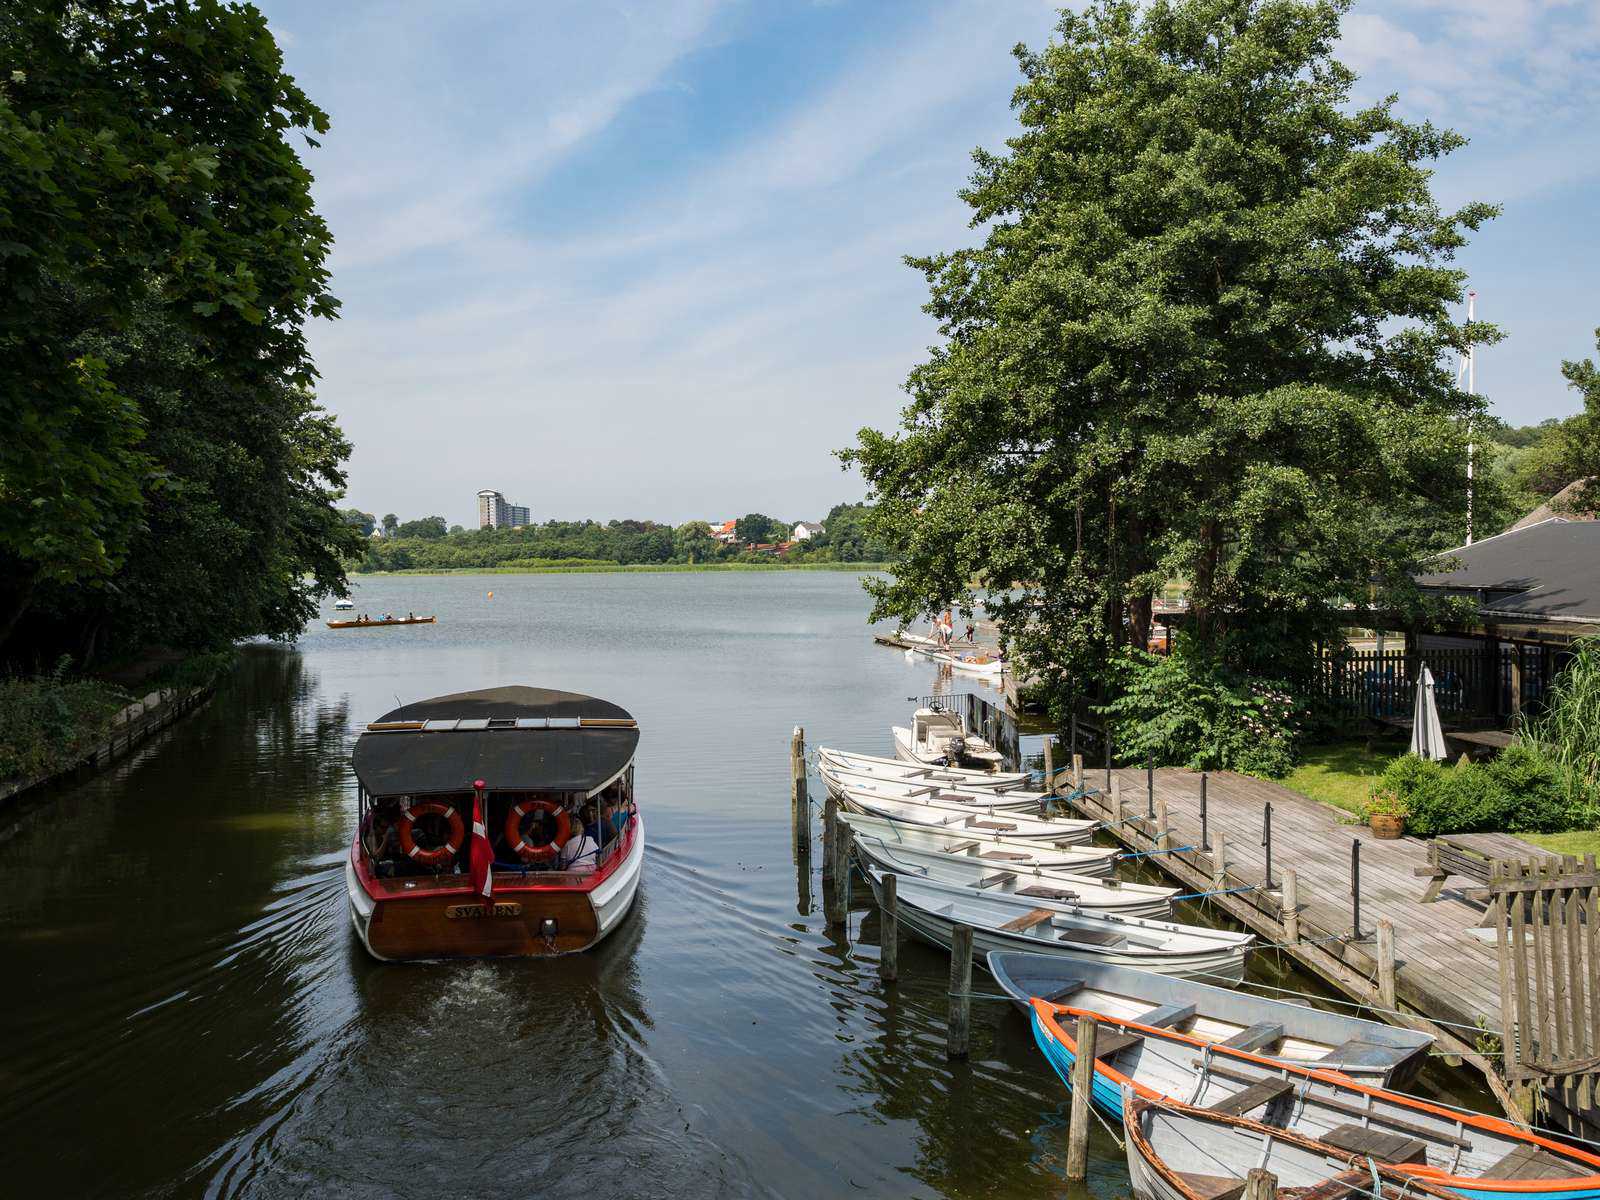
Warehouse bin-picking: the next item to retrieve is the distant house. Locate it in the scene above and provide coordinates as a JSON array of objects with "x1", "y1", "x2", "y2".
[
  {"x1": 750, "y1": 542, "x2": 794, "y2": 556},
  {"x1": 1509, "y1": 478, "x2": 1596, "y2": 532},
  {"x1": 791, "y1": 520, "x2": 825, "y2": 541},
  {"x1": 708, "y1": 519, "x2": 739, "y2": 543}
]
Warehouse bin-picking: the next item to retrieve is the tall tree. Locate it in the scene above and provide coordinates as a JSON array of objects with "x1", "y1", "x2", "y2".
[
  {"x1": 735, "y1": 513, "x2": 778, "y2": 544},
  {"x1": 1555, "y1": 330, "x2": 1600, "y2": 516},
  {"x1": 0, "y1": 0, "x2": 351, "y2": 662},
  {"x1": 845, "y1": 0, "x2": 1496, "y2": 693}
]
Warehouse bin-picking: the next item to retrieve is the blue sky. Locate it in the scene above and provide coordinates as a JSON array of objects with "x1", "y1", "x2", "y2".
[{"x1": 257, "y1": 0, "x2": 1600, "y2": 526}]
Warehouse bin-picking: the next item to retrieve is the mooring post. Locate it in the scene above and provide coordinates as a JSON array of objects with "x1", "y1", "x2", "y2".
[
  {"x1": 791, "y1": 726, "x2": 809, "y2": 857},
  {"x1": 879, "y1": 873, "x2": 899, "y2": 983},
  {"x1": 835, "y1": 813, "x2": 852, "y2": 916},
  {"x1": 1244, "y1": 1168, "x2": 1279, "y2": 1200},
  {"x1": 1072, "y1": 752, "x2": 1083, "y2": 791},
  {"x1": 1350, "y1": 839, "x2": 1363, "y2": 939},
  {"x1": 1066, "y1": 1016, "x2": 1099, "y2": 1181},
  {"x1": 1044, "y1": 737, "x2": 1055, "y2": 794},
  {"x1": 1377, "y1": 917, "x2": 1397, "y2": 1009},
  {"x1": 1111, "y1": 775, "x2": 1124, "y2": 825},
  {"x1": 822, "y1": 793, "x2": 839, "y2": 884},
  {"x1": 1104, "y1": 723, "x2": 1114, "y2": 793},
  {"x1": 1146, "y1": 754, "x2": 1154, "y2": 817},
  {"x1": 947, "y1": 924, "x2": 974, "y2": 1059},
  {"x1": 1199, "y1": 771, "x2": 1209, "y2": 850},
  {"x1": 1155, "y1": 797, "x2": 1169, "y2": 847},
  {"x1": 1070, "y1": 713, "x2": 1079, "y2": 760},
  {"x1": 1212, "y1": 830, "x2": 1227, "y2": 887},
  {"x1": 1282, "y1": 868, "x2": 1300, "y2": 943},
  {"x1": 1262, "y1": 801, "x2": 1274, "y2": 889}
]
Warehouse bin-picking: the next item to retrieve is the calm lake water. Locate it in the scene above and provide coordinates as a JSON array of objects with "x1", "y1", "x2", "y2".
[{"x1": 0, "y1": 571, "x2": 1476, "y2": 1199}]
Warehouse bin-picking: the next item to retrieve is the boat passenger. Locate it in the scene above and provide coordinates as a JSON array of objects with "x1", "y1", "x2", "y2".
[{"x1": 559, "y1": 823, "x2": 598, "y2": 872}]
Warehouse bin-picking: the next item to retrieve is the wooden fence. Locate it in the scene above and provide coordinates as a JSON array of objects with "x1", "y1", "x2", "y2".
[
  {"x1": 1313, "y1": 646, "x2": 1556, "y2": 723},
  {"x1": 1489, "y1": 857, "x2": 1600, "y2": 1139}
]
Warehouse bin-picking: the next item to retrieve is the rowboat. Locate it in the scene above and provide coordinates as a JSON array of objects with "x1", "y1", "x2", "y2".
[
  {"x1": 327, "y1": 614, "x2": 436, "y2": 628},
  {"x1": 988, "y1": 952, "x2": 1432, "y2": 1085},
  {"x1": 893, "y1": 706, "x2": 1005, "y2": 771},
  {"x1": 820, "y1": 762, "x2": 1054, "y2": 814},
  {"x1": 916, "y1": 646, "x2": 1004, "y2": 677},
  {"x1": 1027, "y1": 998, "x2": 1600, "y2": 1200},
  {"x1": 867, "y1": 868, "x2": 1255, "y2": 982},
  {"x1": 344, "y1": 686, "x2": 644, "y2": 959},
  {"x1": 817, "y1": 746, "x2": 1030, "y2": 787},
  {"x1": 838, "y1": 812, "x2": 1117, "y2": 877},
  {"x1": 1124, "y1": 1095, "x2": 1465, "y2": 1200},
  {"x1": 836, "y1": 784, "x2": 1099, "y2": 844},
  {"x1": 854, "y1": 833, "x2": 1174, "y2": 917}
]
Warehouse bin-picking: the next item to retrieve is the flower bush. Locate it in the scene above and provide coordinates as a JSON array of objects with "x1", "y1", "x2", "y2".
[{"x1": 1099, "y1": 642, "x2": 1311, "y2": 777}]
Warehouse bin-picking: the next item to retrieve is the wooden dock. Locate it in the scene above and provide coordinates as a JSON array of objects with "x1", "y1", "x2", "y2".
[{"x1": 1062, "y1": 765, "x2": 1561, "y2": 1120}]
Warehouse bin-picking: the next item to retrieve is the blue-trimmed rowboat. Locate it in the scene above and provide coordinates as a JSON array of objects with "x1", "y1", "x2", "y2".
[{"x1": 1028, "y1": 999, "x2": 1600, "y2": 1200}]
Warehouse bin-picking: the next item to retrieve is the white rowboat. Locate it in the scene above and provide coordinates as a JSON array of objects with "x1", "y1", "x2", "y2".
[{"x1": 838, "y1": 812, "x2": 1116, "y2": 877}]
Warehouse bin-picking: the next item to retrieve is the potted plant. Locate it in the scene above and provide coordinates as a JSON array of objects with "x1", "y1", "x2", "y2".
[{"x1": 1365, "y1": 787, "x2": 1408, "y2": 839}]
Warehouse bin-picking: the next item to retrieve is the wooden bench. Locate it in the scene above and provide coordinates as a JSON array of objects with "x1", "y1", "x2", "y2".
[
  {"x1": 1414, "y1": 836, "x2": 1499, "y2": 902},
  {"x1": 1056, "y1": 927, "x2": 1127, "y2": 948},
  {"x1": 1131, "y1": 1002, "x2": 1197, "y2": 1030},
  {"x1": 1219, "y1": 1022, "x2": 1285, "y2": 1053},
  {"x1": 1444, "y1": 729, "x2": 1515, "y2": 762},
  {"x1": 998, "y1": 907, "x2": 1056, "y2": 933},
  {"x1": 970, "y1": 871, "x2": 1018, "y2": 890},
  {"x1": 1015, "y1": 883, "x2": 1078, "y2": 902}
]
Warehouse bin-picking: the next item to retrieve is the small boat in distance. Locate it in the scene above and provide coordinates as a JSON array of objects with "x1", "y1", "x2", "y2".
[
  {"x1": 334, "y1": 598, "x2": 355, "y2": 610},
  {"x1": 987, "y1": 952, "x2": 1432, "y2": 1085},
  {"x1": 327, "y1": 613, "x2": 436, "y2": 628},
  {"x1": 345, "y1": 686, "x2": 644, "y2": 959}
]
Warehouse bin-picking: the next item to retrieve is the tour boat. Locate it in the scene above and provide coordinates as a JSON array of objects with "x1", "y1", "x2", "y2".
[
  {"x1": 987, "y1": 952, "x2": 1432, "y2": 1085},
  {"x1": 1027, "y1": 999, "x2": 1600, "y2": 1200},
  {"x1": 327, "y1": 614, "x2": 436, "y2": 628},
  {"x1": 344, "y1": 686, "x2": 644, "y2": 960},
  {"x1": 893, "y1": 705, "x2": 1005, "y2": 770},
  {"x1": 838, "y1": 812, "x2": 1117, "y2": 876},
  {"x1": 867, "y1": 868, "x2": 1255, "y2": 982}
]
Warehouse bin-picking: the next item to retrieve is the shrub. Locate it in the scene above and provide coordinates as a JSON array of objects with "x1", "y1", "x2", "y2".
[
  {"x1": 1100, "y1": 641, "x2": 1310, "y2": 777},
  {"x1": 1379, "y1": 746, "x2": 1586, "y2": 837},
  {"x1": 0, "y1": 665, "x2": 130, "y2": 781}
]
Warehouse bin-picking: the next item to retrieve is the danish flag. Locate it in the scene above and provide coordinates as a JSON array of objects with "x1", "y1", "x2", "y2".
[{"x1": 469, "y1": 779, "x2": 494, "y2": 909}]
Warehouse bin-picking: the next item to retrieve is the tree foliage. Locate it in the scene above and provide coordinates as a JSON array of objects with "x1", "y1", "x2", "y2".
[
  {"x1": 845, "y1": 0, "x2": 1497, "y2": 698},
  {"x1": 0, "y1": 1, "x2": 355, "y2": 664},
  {"x1": 1556, "y1": 330, "x2": 1600, "y2": 516}
]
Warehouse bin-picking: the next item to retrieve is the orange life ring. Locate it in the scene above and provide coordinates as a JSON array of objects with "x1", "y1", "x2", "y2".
[
  {"x1": 504, "y1": 799, "x2": 572, "y2": 863},
  {"x1": 397, "y1": 801, "x2": 464, "y2": 868}
]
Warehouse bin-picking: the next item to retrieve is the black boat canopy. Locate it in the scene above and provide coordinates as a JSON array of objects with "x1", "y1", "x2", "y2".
[{"x1": 353, "y1": 686, "x2": 638, "y2": 798}]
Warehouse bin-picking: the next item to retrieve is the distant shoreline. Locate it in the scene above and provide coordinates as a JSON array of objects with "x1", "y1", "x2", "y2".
[{"x1": 352, "y1": 561, "x2": 892, "y2": 577}]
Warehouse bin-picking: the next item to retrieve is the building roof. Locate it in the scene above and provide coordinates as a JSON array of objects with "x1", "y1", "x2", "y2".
[
  {"x1": 793, "y1": 520, "x2": 824, "y2": 530},
  {"x1": 353, "y1": 686, "x2": 638, "y2": 797},
  {"x1": 1415, "y1": 518, "x2": 1600, "y2": 625},
  {"x1": 1509, "y1": 478, "x2": 1597, "y2": 531}
]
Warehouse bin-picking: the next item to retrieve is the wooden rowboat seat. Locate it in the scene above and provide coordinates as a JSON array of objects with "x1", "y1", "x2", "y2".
[
  {"x1": 1316, "y1": 1039, "x2": 1410, "y2": 1071},
  {"x1": 966, "y1": 818, "x2": 1017, "y2": 831},
  {"x1": 1479, "y1": 1144, "x2": 1586, "y2": 1181},
  {"x1": 978, "y1": 850, "x2": 1031, "y2": 861},
  {"x1": 1016, "y1": 884, "x2": 1078, "y2": 902},
  {"x1": 1319, "y1": 1123, "x2": 1430, "y2": 1165},
  {"x1": 1207, "y1": 1077, "x2": 1295, "y2": 1117},
  {"x1": 1131, "y1": 1002, "x2": 1197, "y2": 1030},
  {"x1": 998, "y1": 907, "x2": 1056, "y2": 933},
  {"x1": 1218, "y1": 1022, "x2": 1285, "y2": 1053},
  {"x1": 1055, "y1": 927, "x2": 1127, "y2": 948},
  {"x1": 1174, "y1": 1173, "x2": 1250, "y2": 1200},
  {"x1": 1283, "y1": 1169, "x2": 1370, "y2": 1200}
]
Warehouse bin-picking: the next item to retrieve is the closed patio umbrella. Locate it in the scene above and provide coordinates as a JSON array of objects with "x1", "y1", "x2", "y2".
[{"x1": 1409, "y1": 663, "x2": 1448, "y2": 761}]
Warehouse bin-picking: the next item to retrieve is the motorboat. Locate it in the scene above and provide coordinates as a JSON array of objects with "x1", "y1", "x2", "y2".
[
  {"x1": 988, "y1": 952, "x2": 1432, "y2": 1086},
  {"x1": 893, "y1": 705, "x2": 1004, "y2": 771},
  {"x1": 867, "y1": 868, "x2": 1254, "y2": 983},
  {"x1": 334, "y1": 598, "x2": 355, "y2": 611},
  {"x1": 344, "y1": 686, "x2": 643, "y2": 959},
  {"x1": 1027, "y1": 999, "x2": 1600, "y2": 1200},
  {"x1": 853, "y1": 833, "x2": 1174, "y2": 917},
  {"x1": 838, "y1": 812, "x2": 1117, "y2": 877}
]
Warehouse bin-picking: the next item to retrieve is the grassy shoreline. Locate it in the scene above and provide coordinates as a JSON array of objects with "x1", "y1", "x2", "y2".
[{"x1": 354, "y1": 561, "x2": 892, "y2": 576}]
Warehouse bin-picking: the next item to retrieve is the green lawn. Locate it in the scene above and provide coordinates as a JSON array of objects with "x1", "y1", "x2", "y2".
[
  {"x1": 1279, "y1": 740, "x2": 1392, "y2": 818},
  {"x1": 1518, "y1": 829, "x2": 1600, "y2": 858}
]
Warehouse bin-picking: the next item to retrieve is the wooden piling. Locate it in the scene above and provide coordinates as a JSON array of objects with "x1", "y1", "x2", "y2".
[
  {"x1": 822, "y1": 793, "x2": 839, "y2": 883},
  {"x1": 1066, "y1": 1016, "x2": 1098, "y2": 1181},
  {"x1": 1155, "y1": 797, "x2": 1169, "y2": 847},
  {"x1": 1244, "y1": 1169, "x2": 1279, "y2": 1200},
  {"x1": 790, "y1": 726, "x2": 809, "y2": 856},
  {"x1": 823, "y1": 795, "x2": 848, "y2": 927},
  {"x1": 1282, "y1": 868, "x2": 1300, "y2": 943},
  {"x1": 1211, "y1": 831, "x2": 1227, "y2": 887},
  {"x1": 879, "y1": 873, "x2": 899, "y2": 983},
  {"x1": 1378, "y1": 919, "x2": 1398, "y2": 1010},
  {"x1": 947, "y1": 924, "x2": 974, "y2": 1059},
  {"x1": 1072, "y1": 752, "x2": 1083, "y2": 790},
  {"x1": 1044, "y1": 738, "x2": 1054, "y2": 794}
]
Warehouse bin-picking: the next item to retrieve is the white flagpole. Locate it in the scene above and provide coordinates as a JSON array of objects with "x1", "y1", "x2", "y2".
[{"x1": 1462, "y1": 291, "x2": 1477, "y2": 545}]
